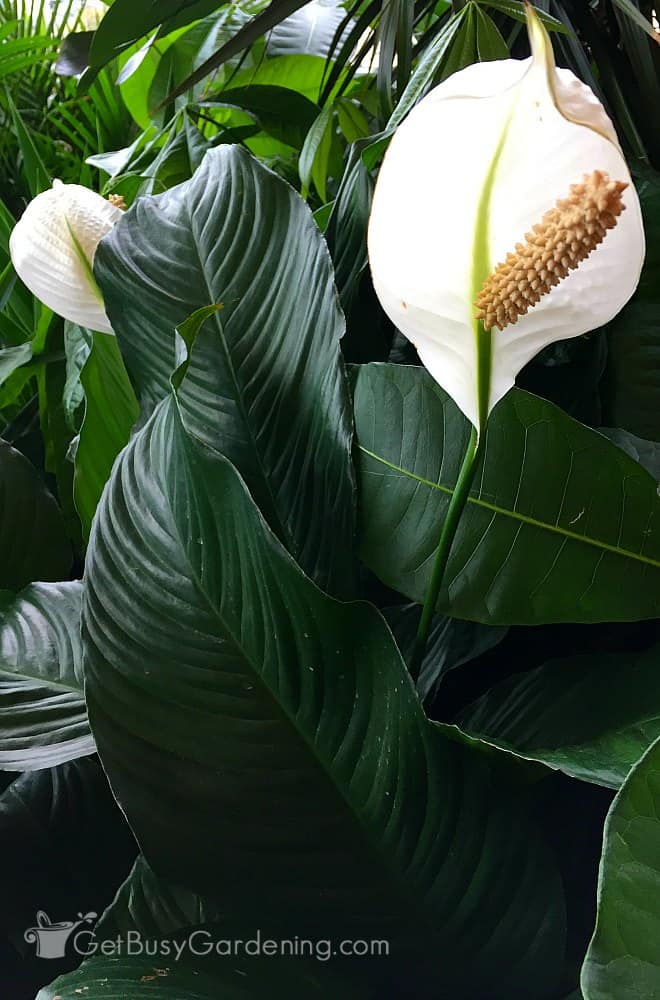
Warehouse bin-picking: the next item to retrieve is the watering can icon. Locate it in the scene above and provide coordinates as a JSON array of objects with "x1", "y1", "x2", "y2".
[{"x1": 24, "y1": 910, "x2": 97, "y2": 959}]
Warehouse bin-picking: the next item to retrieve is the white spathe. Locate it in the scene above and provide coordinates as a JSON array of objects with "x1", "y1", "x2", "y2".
[
  {"x1": 367, "y1": 11, "x2": 645, "y2": 432},
  {"x1": 10, "y1": 181, "x2": 122, "y2": 334}
]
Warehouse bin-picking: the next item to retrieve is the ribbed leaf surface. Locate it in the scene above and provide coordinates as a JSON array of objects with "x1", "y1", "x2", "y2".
[
  {"x1": 353, "y1": 363, "x2": 660, "y2": 624},
  {"x1": 0, "y1": 582, "x2": 92, "y2": 770},
  {"x1": 458, "y1": 640, "x2": 660, "y2": 788},
  {"x1": 95, "y1": 146, "x2": 355, "y2": 597},
  {"x1": 0, "y1": 439, "x2": 72, "y2": 591},
  {"x1": 581, "y1": 736, "x2": 660, "y2": 998},
  {"x1": 83, "y1": 387, "x2": 564, "y2": 997}
]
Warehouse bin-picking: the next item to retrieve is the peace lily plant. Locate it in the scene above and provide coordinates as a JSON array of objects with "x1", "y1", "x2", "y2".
[
  {"x1": 6, "y1": 2, "x2": 646, "y2": 677},
  {"x1": 368, "y1": 0, "x2": 645, "y2": 667}
]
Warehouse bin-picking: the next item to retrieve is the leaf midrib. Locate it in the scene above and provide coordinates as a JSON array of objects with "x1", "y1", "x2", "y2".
[
  {"x1": 359, "y1": 445, "x2": 660, "y2": 569},
  {"x1": 0, "y1": 666, "x2": 82, "y2": 696},
  {"x1": 185, "y1": 186, "x2": 300, "y2": 565},
  {"x1": 166, "y1": 403, "x2": 451, "y2": 946}
]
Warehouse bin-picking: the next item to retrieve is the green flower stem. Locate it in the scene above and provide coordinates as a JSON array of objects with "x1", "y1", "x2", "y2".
[{"x1": 411, "y1": 424, "x2": 483, "y2": 678}]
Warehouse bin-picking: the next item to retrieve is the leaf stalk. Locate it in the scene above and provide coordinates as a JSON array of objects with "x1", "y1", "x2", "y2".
[{"x1": 411, "y1": 424, "x2": 483, "y2": 677}]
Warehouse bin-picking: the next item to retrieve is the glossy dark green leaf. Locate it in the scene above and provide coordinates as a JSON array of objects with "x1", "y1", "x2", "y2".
[
  {"x1": 0, "y1": 582, "x2": 92, "y2": 771},
  {"x1": 208, "y1": 84, "x2": 320, "y2": 148},
  {"x1": 384, "y1": 603, "x2": 507, "y2": 702},
  {"x1": 94, "y1": 857, "x2": 369, "y2": 998},
  {"x1": 96, "y1": 855, "x2": 221, "y2": 940},
  {"x1": 89, "y1": 0, "x2": 221, "y2": 68},
  {"x1": 299, "y1": 104, "x2": 334, "y2": 199},
  {"x1": 38, "y1": 951, "x2": 354, "y2": 1000},
  {"x1": 267, "y1": 0, "x2": 354, "y2": 58},
  {"x1": 95, "y1": 146, "x2": 356, "y2": 597},
  {"x1": 601, "y1": 172, "x2": 660, "y2": 442},
  {"x1": 0, "y1": 342, "x2": 32, "y2": 384},
  {"x1": 0, "y1": 438, "x2": 72, "y2": 590},
  {"x1": 599, "y1": 428, "x2": 660, "y2": 481},
  {"x1": 458, "y1": 639, "x2": 660, "y2": 788},
  {"x1": 74, "y1": 332, "x2": 138, "y2": 539},
  {"x1": 474, "y1": 6, "x2": 508, "y2": 61},
  {"x1": 55, "y1": 30, "x2": 95, "y2": 76},
  {"x1": 0, "y1": 758, "x2": 136, "y2": 966},
  {"x1": 581, "y1": 736, "x2": 660, "y2": 998},
  {"x1": 157, "y1": 0, "x2": 313, "y2": 107},
  {"x1": 38, "y1": 960, "x2": 234, "y2": 1000},
  {"x1": 324, "y1": 140, "x2": 373, "y2": 317},
  {"x1": 353, "y1": 363, "x2": 660, "y2": 625},
  {"x1": 83, "y1": 377, "x2": 565, "y2": 997}
]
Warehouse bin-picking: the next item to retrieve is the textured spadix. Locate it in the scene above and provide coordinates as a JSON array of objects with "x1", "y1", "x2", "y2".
[
  {"x1": 10, "y1": 181, "x2": 123, "y2": 334},
  {"x1": 367, "y1": 5, "x2": 645, "y2": 432}
]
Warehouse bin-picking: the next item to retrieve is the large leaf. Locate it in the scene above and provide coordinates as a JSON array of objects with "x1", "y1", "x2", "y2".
[
  {"x1": 82, "y1": 373, "x2": 565, "y2": 997},
  {"x1": 0, "y1": 438, "x2": 72, "y2": 591},
  {"x1": 384, "y1": 603, "x2": 507, "y2": 702},
  {"x1": 74, "y1": 332, "x2": 139, "y2": 539},
  {"x1": 89, "y1": 857, "x2": 366, "y2": 998},
  {"x1": 267, "y1": 0, "x2": 354, "y2": 59},
  {"x1": 0, "y1": 582, "x2": 92, "y2": 771},
  {"x1": 353, "y1": 363, "x2": 660, "y2": 625},
  {"x1": 38, "y1": 957, "x2": 260, "y2": 1000},
  {"x1": 95, "y1": 145, "x2": 356, "y2": 598},
  {"x1": 581, "y1": 736, "x2": 660, "y2": 998},
  {"x1": 88, "y1": 0, "x2": 222, "y2": 68},
  {"x1": 0, "y1": 759, "x2": 136, "y2": 996},
  {"x1": 458, "y1": 639, "x2": 660, "y2": 789},
  {"x1": 601, "y1": 172, "x2": 660, "y2": 442}
]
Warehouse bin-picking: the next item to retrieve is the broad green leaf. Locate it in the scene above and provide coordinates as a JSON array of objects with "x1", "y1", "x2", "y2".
[
  {"x1": 222, "y1": 54, "x2": 333, "y2": 103},
  {"x1": 55, "y1": 29, "x2": 94, "y2": 76},
  {"x1": 0, "y1": 342, "x2": 32, "y2": 384},
  {"x1": 0, "y1": 582, "x2": 92, "y2": 770},
  {"x1": 95, "y1": 146, "x2": 356, "y2": 598},
  {"x1": 96, "y1": 855, "x2": 221, "y2": 940},
  {"x1": 156, "y1": 1, "x2": 316, "y2": 107},
  {"x1": 601, "y1": 173, "x2": 660, "y2": 442},
  {"x1": 63, "y1": 322, "x2": 92, "y2": 428},
  {"x1": 74, "y1": 332, "x2": 139, "y2": 539},
  {"x1": 0, "y1": 759, "x2": 136, "y2": 953},
  {"x1": 89, "y1": 0, "x2": 222, "y2": 68},
  {"x1": 599, "y1": 428, "x2": 660, "y2": 481},
  {"x1": 458, "y1": 639, "x2": 660, "y2": 788},
  {"x1": 581, "y1": 736, "x2": 660, "y2": 998},
  {"x1": 0, "y1": 438, "x2": 72, "y2": 590},
  {"x1": 474, "y1": 6, "x2": 509, "y2": 61},
  {"x1": 208, "y1": 84, "x2": 320, "y2": 149},
  {"x1": 324, "y1": 140, "x2": 373, "y2": 316},
  {"x1": 384, "y1": 603, "x2": 507, "y2": 702},
  {"x1": 267, "y1": 0, "x2": 354, "y2": 59},
  {"x1": 299, "y1": 104, "x2": 334, "y2": 199},
  {"x1": 83, "y1": 377, "x2": 565, "y2": 996},
  {"x1": 38, "y1": 957, "x2": 268, "y2": 1000},
  {"x1": 87, "y1": 858, "x2": 371, "y2": 998},
  {"x1": 353, "y1": 364, "x2": 660, "y2": 625}
]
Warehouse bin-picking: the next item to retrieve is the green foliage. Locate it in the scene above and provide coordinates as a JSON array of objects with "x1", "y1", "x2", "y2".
[
  {"x1": 353, "y1": 363, "x2": 660, "y2": 625},
  {"x1": 0, "y1": 1, "x2": 660, "y2": 998},
  {"x1": 581, "y1": 736, "x2": 660, "y2": 998}
]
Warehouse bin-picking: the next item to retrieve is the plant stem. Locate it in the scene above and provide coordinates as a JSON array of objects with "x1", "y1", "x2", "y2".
[{"x1": 410, "y1": 424, "x2": 483, "y2": 679}]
